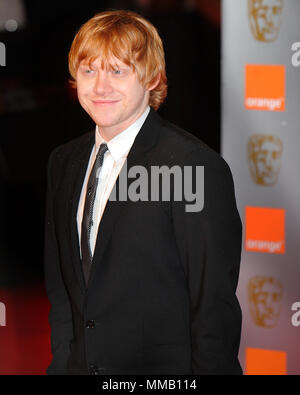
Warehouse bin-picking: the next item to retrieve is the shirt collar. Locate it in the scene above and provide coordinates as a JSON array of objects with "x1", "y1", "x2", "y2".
[{"x1": 95, "y1": 105, "x2": 150, "y2": 162}]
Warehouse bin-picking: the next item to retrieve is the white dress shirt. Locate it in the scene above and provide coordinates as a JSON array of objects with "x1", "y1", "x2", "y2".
[{"x1": 77, "y1": 105, "x2": 150, "y2": 257}]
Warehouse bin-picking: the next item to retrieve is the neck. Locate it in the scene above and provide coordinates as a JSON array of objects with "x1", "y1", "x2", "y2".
[{"x1": 98, "y1": 104, "x2": 149, "y2": 142}]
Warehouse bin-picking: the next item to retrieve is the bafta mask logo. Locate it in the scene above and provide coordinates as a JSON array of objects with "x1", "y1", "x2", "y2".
[
  {"x1": 248, "y1": 0, "x2": 284, "y2": 42},
  {"x1": 248, "y1": 276, "x2": 283, "y2": 328},
  {"x1": 247, "y1": 134, "x2": 283, "y2": 186}
]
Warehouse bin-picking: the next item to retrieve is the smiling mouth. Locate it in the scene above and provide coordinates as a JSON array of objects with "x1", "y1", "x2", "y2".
[{"x1": 92, "y1": 100, "x2": 120, "y2": 105}]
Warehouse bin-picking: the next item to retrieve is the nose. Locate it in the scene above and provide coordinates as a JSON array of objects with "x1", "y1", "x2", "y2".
[
  {"x1": 265, "y1": 9, "x2": 274, "y2": 27},
  {"x1": 93, "y1": 69, "x2": 113, "y2": 96},
  {"x1": 265, "y1": 152, "x2": 273, "y2": 168}
]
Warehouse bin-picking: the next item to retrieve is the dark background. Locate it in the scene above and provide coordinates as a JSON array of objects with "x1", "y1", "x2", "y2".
[{"x1": 0, "y1": 0, "x2": 220, "y2": 373}]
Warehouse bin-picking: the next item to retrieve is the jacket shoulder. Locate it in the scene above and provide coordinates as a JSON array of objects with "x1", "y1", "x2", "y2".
[
  {"x1": 50, "y1": 130, "x2": 94, "y2": 159},
  {"x1": 157, "y1": 115, "x2": 227, "y2": 169},
  {"x1": 46, "y1": 130, "x2": 93, "y2": 190}
]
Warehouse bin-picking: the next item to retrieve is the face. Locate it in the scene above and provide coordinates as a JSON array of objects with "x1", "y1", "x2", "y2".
[
  {"x1": 76, "y1": 56, "x2": 153, "y2": 140},
  {"x1": 250, "y1": 280, "x2": 282, "y2": 328},
  {"x1": 248, "y1": 135, "x2": 283, "y2": 186},
  {"x1": 249, "y1": 0, "x2": 284, "y2": 42},
  {"x1": 255, "y1": 140, "x2": 282, "y2": 184}
]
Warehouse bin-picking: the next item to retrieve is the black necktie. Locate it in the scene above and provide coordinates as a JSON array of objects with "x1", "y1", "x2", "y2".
[{"x1": 81, "y1": 142, "x2": 108, "y2": 286}]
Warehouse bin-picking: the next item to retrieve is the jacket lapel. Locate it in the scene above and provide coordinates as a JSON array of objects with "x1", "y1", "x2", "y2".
[
  {"x1": 69, "y1": 108, "x2": 162, "y2": 291},
  {"x1": 68, "y1": 131, "x2": 94, "y2": 292}
]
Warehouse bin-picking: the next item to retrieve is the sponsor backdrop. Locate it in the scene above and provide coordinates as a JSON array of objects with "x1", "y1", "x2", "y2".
[{"x1": 222, "y1": 0, "x2": 300, "y2": 374}]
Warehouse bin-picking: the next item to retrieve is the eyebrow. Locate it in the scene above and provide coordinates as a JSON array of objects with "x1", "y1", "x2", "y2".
[{"x1": 79, "y1": 60, "x2": 130, "y2": 70}]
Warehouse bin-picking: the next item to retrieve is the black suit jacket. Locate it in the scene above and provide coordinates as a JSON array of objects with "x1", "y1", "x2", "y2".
[{"x1": 44, "y1": 107, "x2": 243, "y2": 375}]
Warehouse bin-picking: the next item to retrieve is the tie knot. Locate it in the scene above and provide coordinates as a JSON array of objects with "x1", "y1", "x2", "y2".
[{"x1": 97, "y1": 143, "x2": 108, "y2": 158}]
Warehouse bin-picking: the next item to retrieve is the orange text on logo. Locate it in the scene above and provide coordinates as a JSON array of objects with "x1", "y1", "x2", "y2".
[
  {"x1": 245, "y1": 65, "x2": 285, "y2": 111},
  {"x1": 245, "y1": 206, "x2": 285, "y2": 254}
]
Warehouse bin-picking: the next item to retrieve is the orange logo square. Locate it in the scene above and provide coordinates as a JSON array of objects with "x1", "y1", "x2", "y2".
[
  {"x1": 245, "y1": 207, "x2": 285, "y2": 254},
  {"x1": 245, "y1": 65, "x2": 285, "y2": 111},
  {"x1": 245, "y1": 348, "x2": 287, "y2": 375}
]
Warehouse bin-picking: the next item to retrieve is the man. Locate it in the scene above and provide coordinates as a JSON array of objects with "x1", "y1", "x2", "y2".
[{"x1": 44, "y1": 10, "x2": 243, "y2": 375}]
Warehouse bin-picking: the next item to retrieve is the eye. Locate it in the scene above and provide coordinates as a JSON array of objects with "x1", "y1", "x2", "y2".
[
  {"x1": 79, "y1": 65, "x2": 95, "y2": 74},
  {"x1": 256, "y1": 7, "x2": 267, "y2": 18},
  {"x1": 112, "y1": 69, "x2": 122, "y2": 75}
]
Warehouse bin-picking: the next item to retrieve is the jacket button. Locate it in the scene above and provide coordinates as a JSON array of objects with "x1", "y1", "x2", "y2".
[
  {"x1": 86, "y1": 320, "x2": 95, "y2": 329},
  {"x1": 89, "y1": 365, "x2": 98, "y2": 375},
  {"x1": 89, "y1": 365, "x2": 105, "y2": 375}
]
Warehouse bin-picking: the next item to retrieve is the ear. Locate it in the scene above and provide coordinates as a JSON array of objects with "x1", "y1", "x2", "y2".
[{"x1": 146, "y1": 73, "x2": 161, "y2": 91}]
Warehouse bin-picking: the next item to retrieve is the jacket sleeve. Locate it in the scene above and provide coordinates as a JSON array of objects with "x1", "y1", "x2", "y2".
[
  {"x1": 172, "y1": 148, "x2": 243, "y2": 375},
  {"x1": 44, "y1": 148, "x2": 74, "y2": 375}
]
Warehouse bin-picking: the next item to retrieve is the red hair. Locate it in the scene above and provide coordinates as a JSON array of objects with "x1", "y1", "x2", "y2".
[{"x1": 68, "y1": 10, "x2": 167, "y2": 110}]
